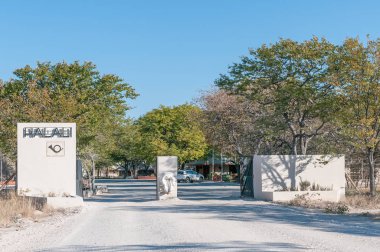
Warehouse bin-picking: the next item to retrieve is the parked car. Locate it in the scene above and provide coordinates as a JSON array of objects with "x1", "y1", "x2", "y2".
[{"x1": 177, "y1": 170, "x2": 204, "y2": 183}]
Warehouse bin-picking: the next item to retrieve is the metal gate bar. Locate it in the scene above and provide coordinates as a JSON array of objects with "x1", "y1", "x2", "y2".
[{"x1": 240, "y1": 157, "x2": 254, "y2": 197}]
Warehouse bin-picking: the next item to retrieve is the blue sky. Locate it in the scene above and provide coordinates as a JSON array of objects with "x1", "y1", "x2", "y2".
[{"x1": 1, "y1": 0, "x2": 380, "y2": 118}]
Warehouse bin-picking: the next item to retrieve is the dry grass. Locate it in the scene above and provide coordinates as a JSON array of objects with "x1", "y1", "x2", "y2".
[
  {"x1": 287, "y1": 194, "x2": 350, "y2": 214},
  {"x1": 0, "y1": 192, "x2": 44, "y2": 227},
  {"x1": 344, "y1": 193, "x2": 380, "y2": 209},
  {"x1": 0, "y1": 193, "x2": 34, "y2": 227},
  {"x1": 285, "y1": 191, "x2": 380, "y2": 215},
  {"x1": 0, "y1": 192, "x2": 81, "y2": 229}
]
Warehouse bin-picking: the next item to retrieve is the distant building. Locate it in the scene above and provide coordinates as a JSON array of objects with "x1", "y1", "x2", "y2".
[{"x1": 186, "y1": 155, "x2": 238, "y2": 179}]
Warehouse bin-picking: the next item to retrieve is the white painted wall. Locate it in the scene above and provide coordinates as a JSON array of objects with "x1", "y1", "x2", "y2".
[
  {"x1": 17, "y1": 123, "x2": 77, "y2": 197},
  {"x1": 156, "y1": 156, "x2": 178, "y2": 200},
  {"x1": 253, "y1": 155, "x2": 345, "y2": 202}
]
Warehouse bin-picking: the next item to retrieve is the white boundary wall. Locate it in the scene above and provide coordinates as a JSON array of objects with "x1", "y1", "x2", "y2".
[
  {"x1": 17, "y1": 123, "x2": 77, "y2": 197},
  {"x1": 253, "y1": 155, "x2": 345, "y2": 202}
]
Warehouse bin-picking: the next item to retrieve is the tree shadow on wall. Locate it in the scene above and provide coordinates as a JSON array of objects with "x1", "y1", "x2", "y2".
[{"x1": 261, "y1": 155, "x2": 337, "y2": 190}]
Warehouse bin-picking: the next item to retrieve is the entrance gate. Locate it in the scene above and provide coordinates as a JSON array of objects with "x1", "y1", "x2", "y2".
[{"x1": 240, "y1": 157, "x2": 254, "y2": 197}]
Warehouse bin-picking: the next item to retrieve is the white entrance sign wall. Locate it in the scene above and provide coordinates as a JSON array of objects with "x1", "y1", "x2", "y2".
[
  {"x1": 17, "y1": 123, "x2": 77, "y2": 197},
  {"x1": 156, "y1": 156, "x2": 178, "y2": 200},
  {"x1": 253, "y1": 155, "x2": 345, "y2": 202}
]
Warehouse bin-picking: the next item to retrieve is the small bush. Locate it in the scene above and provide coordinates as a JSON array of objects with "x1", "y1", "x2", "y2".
[
  {"x1": 289, "y1": 194, "x2": 309, "y2": 206},
  {"x1": 299, "y1": 180, "x2": 311, "y2": 191},
  {"x1": 324, "y1": 203, "x2": 350, "y2": 214},
  {"x1": 222, "y1": 174, "x2": 231, "y2": 182},
  {"x1": 287, "y1": 194, "x2": 349, "y2": 214}
]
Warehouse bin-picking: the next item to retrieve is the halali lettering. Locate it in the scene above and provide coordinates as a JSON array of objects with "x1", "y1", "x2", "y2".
[{"x1": 23, "y1": 127, "x2": 72, "y2": 138}]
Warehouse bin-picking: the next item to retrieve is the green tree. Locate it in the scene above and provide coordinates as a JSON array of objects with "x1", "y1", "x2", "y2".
[
  {"x1": 0, "y1": 62, "x2": 137, "y2": 164},
  {"x1": 333, "y1": 38, "x2": 380, "y2": 196},
  {"x1": 0, "y1": 80, "x2": 54, "y2": 158},
  {"x1": 216, "y1": 37, "x2": 340, "y2": 155},
  {"x1": 110, "y1": 121, "x2": 147, "y2": 178},
  {"x1": 137, "y1": 104, "x2": 207, "y2": 167}
]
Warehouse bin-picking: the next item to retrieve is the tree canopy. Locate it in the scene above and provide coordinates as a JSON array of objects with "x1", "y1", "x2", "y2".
[
  {"x1": 216, "y1": 37, "x2": 341, "y2": 155},
  {"x1": 332, "y1": 38, "x2": 380, "y2": 196},
  {"x1": 137, "y1": 104, "x2": 207, "y2": 166},
  {"x1": 0, "y1": 61, "x2": 137, "y2": 163}
]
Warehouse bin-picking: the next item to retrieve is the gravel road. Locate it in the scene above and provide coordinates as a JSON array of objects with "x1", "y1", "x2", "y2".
[{"x1": 1, "y1": 180, "x2": 379, "y2": 252}]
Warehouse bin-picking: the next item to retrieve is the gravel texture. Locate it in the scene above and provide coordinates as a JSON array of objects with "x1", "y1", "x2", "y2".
[{"x1": 0, "y1": 180, "x2": 379, "y2": 252}]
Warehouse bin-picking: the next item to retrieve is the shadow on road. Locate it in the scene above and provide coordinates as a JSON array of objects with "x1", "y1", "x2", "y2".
[
  {"x1": 36, "y1": 241, "x2": 308, "y2": 252},
  {"x1": 86, "y1": 180, "x2": 240, "y2": 203},
  {"x1": 85, "y1": 179, "x2": 157, "y2": 203},
  {"x1": 87, "y1": 180, "x2": 380, "y2": 238},
  {"x1": 119, "y1": 200, "x2": 380, "y2": 238}
]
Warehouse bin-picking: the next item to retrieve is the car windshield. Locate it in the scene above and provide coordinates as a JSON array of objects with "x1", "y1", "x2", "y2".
[{"x1": 178, "y1": 171, "x2": 183, "y2": 174}]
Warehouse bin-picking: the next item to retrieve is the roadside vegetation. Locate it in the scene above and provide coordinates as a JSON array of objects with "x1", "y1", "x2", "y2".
[
  {"x1": 345, "y1": 192, "x2": 380, "y2": 210},
  {"x1": 284, "y1": 191, "x2": 380, "y2": 215},
  {"x1": 0, "y1": 193, "x2": 35, "y2": 227},
  {"x1": 0, "y1": 192, "x2": 71, "y2": 228}
]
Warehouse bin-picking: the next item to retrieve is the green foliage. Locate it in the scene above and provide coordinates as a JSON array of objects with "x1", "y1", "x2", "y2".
[
  {"x1": 333, "y1": 38, "x2": 380, "y2": 150},
  {"x1": 0, "y1": 62, "x2": 137, "y2": 165},
  {"x1": 109, "y1": 121, "x2": 147, "y2": 177},
  {"x1": 211, "y1": 36, "x2": 380, "y2": 195},
  {"x1": 331, "y1": 38, "x2": 380, "y2": 196},
  {"x1": 137, "y1": 104, "x2": 207, "y2": 165},
  {"x1": 222, "y1": 174, "x2": 232, "y2": 182},
  {"x1": 215, "y1": 37, "x2": 341, "y2": 155}
]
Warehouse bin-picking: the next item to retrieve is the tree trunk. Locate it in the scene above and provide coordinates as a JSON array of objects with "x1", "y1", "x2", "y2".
[
  {"x1": 367, "y1": 148, "x2": 377, "y2": 196},
  {"x1": 291, "y1": 137, "x2": 298, "y2": 155},
  {"x1": 91, "y1": 158, "x2": 95, "y2": 192},
  {"x1": 123, "y1": 161, "x2": 128, "y2": 178},
  {"x1": 211, "y1": 148, "x2": 215, "y2": 175},
  {"x1": 289, "y1": 155, "x2": 297, "y2": 190},
  {"x1": 290, "y1": 136, "x2": 298, "y2": 190},
  {"x1": 300, "y1": 136, "x2": 308, "y2": 155},
  {"x1": 133, "y1": 164, "x2": 138, "y2": 178}
]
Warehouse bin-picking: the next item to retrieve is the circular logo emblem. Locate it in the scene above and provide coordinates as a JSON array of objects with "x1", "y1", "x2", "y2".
[{"x1": 48, "y1": 144, "x2": 63, "y2": 153}]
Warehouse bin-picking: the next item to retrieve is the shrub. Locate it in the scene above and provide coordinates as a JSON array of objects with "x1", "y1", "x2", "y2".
[
  {"x1": 289, "y1": 194, "x2": 309, "y2": 206},
  {"x1": 222, "y1": 174, "x2": 231, "y2": 182},
  {"x1": 324, "y1": 203, "x2": 350, "y2": 214},
  {"x1": 299, "y1": 180, "x2": 311, "y2": 191}
]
